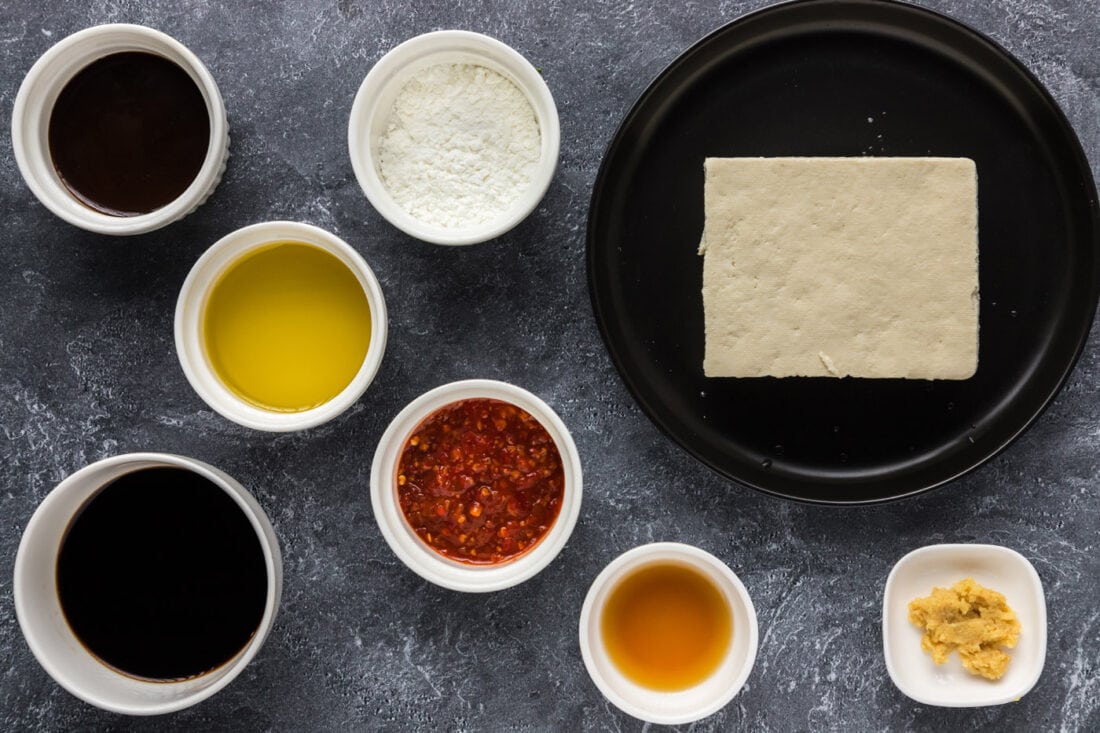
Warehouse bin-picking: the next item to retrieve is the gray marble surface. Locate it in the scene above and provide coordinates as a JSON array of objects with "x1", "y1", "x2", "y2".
[{"x1": 1, "y1": 0, "x2": 1098, "y2": 730}]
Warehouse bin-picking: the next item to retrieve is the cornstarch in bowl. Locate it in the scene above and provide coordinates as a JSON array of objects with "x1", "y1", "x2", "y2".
[
  {"x1": 378, "y1": 63, "x2": 540, "y2": 229},
  {"x1": 348, "y1": 30, "x2": 560, "y2": 245}
]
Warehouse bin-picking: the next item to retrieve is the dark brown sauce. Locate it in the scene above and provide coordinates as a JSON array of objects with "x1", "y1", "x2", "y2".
[
  {"x1": 56, "y1": 467, "x2": 268, "y2": 681},
  {"x1": 48, "y1": 51, "x2": 211, "y2": 216}
]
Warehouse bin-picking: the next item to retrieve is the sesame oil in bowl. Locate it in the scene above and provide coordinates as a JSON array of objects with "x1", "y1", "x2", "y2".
[
  {"x1": 600, "y1": 561, "x2": 733, "y2": 691},
  {"x1": 580, "y1": 543, "x2": 758, "y2": 725}
]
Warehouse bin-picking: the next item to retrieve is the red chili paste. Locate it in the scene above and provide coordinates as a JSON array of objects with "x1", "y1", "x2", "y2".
[{"x1": 396, "y1": 398, "x2": 565, "y2": 565}]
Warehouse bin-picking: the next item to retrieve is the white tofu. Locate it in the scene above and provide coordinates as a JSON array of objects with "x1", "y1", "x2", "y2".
[{"x1": 700, "y1": 157, "x2": 978, "y2": 379}]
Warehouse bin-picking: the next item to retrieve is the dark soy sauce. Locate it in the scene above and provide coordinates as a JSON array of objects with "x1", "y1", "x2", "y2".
[
  {"x1": 48, "y1": 51, "x2": 210, "y2": 216},
  {"x1": 56, "y1": 467, "x2": 267, "y2": 681}
]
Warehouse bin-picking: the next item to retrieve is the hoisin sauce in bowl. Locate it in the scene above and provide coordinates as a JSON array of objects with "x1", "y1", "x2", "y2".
[
  {"x1": 48, "y1": 51, "x2": 210, "y2": 217},
  {"x1": 12, "y1": 24, "x2": 228, "y2": 234}
]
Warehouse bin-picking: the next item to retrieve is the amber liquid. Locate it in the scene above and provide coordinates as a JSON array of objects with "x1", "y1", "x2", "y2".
[{"x1": 600, "y1": 562, "x2": 733, "y2": 691}]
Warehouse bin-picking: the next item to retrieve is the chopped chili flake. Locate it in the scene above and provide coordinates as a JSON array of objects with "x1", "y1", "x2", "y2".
[{"x1": 396, "y1": 398, "x2": 565, "y2": 565}]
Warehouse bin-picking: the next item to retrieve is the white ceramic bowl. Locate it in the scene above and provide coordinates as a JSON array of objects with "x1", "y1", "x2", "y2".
[
  {"x1": 348, "y1": 30, "x2": 560, "y2": 246},
  {"x1": 175, "y1": 221, "x2": 388, "y2": 432},
  {"x1": 370, "y1": 379, "x2": 581, "y2": 591},
  {"x1": 11, "y1": 24, "x2": 229, "y2": 235},
  {"x1": 578, "y1": 543, "x2": 759, "y2": 725},
  {"x1": 883, "y1": 543, "x2": 1047, "y2": 707},
  {"x1": 13, "y1": 453, "x2": 282, "y2": 715}
]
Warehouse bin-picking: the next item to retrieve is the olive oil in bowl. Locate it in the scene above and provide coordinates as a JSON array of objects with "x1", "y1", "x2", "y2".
[{"x1": 202, "y1": 241, "x2": 372, "y2": 412}]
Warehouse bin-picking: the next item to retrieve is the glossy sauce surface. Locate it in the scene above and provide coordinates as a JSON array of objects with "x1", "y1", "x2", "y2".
[
  {"x1": 202, "y1": 241, "x2": 372, "y2": 412},
  {"x1": 56, "y1": 467, "x2": 268, "y2": 681},
  {"x1": 600, "y1": 562, "x2": 732, "y2": 691},
  {"x1": 48, "y1": 51, "x2": 210, "y2": 216}
]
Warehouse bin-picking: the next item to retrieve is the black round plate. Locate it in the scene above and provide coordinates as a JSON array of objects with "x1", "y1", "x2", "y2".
[{"x1": 586, "y1": 0, "x2": 1100, "y2": 504}]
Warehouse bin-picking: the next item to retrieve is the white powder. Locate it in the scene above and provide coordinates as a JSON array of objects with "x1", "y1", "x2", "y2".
[{"x1": 378, "y1": 63, "x2": 541, "y2": 230}]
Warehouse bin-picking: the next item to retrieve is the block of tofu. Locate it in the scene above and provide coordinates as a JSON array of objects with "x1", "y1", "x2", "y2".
[{"x1": 699, "y1": 157, "x2": 978, "y2": 379}]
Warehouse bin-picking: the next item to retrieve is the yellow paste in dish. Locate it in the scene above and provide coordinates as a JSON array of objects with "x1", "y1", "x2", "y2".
[{"x1": 908, "y1": 577, "x2": 1020, "y2": 680}]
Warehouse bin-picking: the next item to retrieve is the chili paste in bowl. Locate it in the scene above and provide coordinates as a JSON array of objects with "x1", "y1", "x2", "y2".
[
  {"x1": 370, "y1": 380, "x2": 582, "y2": 592},
  {"x1": 397, "y1": 398, "x2": 564, "y2": 565}
]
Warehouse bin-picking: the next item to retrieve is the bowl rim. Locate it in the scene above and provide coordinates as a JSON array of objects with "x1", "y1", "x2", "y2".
[
  {"x1": 347, "y1": 29, "x2": 560, "y2": 246},
  {"x1": 369, "y1": 379, "x2": 582, "y2": 592},
  {"x1": 882, "y1": 542, "x2": 1048, "y2": 707},
  {"x1": 174, "y1": 220, "x2": 388, "y2": 432},
  {"x1": 577, "y1": 542, "x2": 759, "y2": 725},
  {"x1": 11, "y1": 23, "x2": 228, "y2": 235}
]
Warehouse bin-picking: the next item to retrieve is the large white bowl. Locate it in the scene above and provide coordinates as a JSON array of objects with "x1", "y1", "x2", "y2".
[
  {"x1": 370, "y1": 379, "x2": 581, "y2": 591},
  {"x1": 348, "y1": 30, "x2": 560, "y2": 245},
  {"x1": 578, "y1": 543, "x2": 759, "y2": 725},
  {"x1": 13, "y1": 453, "x2": 282, "y2": 715},
  {"x1": 11, "y1": 24, "x2": 229, "y2": 235},
  {"x1": 175, "y1": 221, "x2": 388, "y2": 432}
]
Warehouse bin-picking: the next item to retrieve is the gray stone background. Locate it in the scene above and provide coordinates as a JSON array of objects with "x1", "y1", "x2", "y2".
[{"x1": 1, "y1": 0, "x2": 1097, "y2": 730}]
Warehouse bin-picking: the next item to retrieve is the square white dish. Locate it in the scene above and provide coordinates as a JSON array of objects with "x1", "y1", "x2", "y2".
[{"x1": 883, "y1": 543, "x2": 1046, "y2": 707}]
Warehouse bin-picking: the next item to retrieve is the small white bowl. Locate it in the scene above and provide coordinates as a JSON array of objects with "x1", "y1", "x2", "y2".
[
  {"x1": 348, "y1": 30, "x2": 560, "y2": 246},
  {"x1": 370, "y1": 379, "x2": 581, "y2": 592},
  {"x1": 175, "y1": 221, "x2": 388, "y2": 432},
  {"x1": 883, "y1": 543, "x2": 1047, "y2": 707},
  {"x1": 13, "y1": 452, "x2": 282, "y2": 715},
  {"x1": 11, "y1": 24, "x2": 229, "y2": 235},
  {"x1": 579, "y1": 543, "x2": 759, "y2": 725}
]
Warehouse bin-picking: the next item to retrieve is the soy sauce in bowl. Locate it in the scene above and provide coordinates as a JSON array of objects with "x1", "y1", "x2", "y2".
[{"x1": 56, "y1": 467, "x2": 267, "y2": 681}]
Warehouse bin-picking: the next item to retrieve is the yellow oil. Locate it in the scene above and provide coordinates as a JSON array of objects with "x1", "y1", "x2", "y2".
[
  {"x1": 202, "y1": 241, "x2": 371, "y2": 412},
  {"x1": 600, "y1": 562, "x2": 732, "y2": 691}
]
